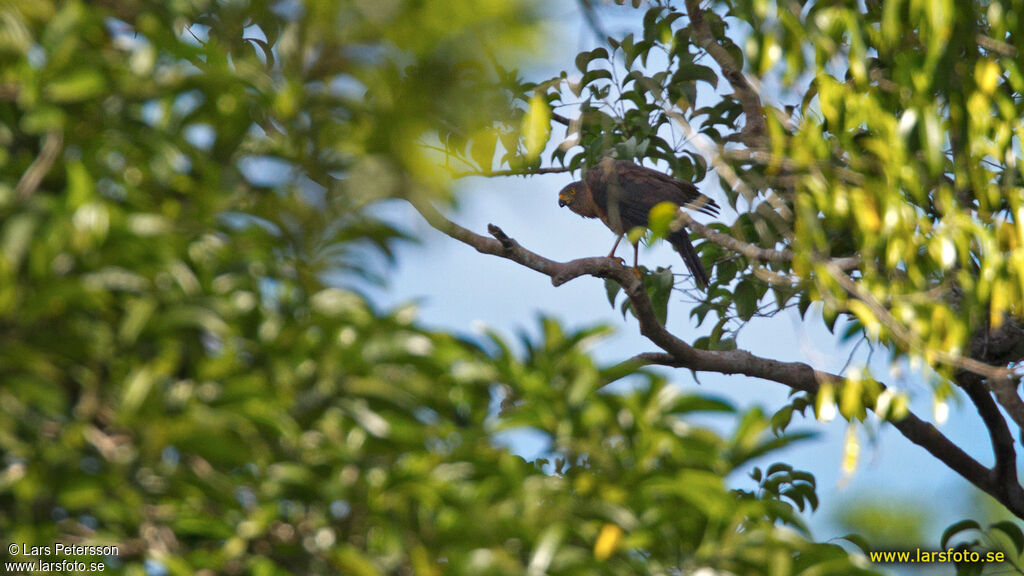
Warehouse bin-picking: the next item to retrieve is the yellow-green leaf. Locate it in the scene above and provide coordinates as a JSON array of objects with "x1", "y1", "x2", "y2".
[
  {"x1": 647, "y1": 201, "x2": 678, "y2": 241},
  {"x1": 594, "y1": 523, "x2": 624, "y2": 560},
  {"x1": 522, "y1": 92, "x2": 551, "y2": 160},
  {"x1": 815, "y1": 382, "x2": 836, "y2": 422},
  {"x1": 45, "y1": 69, "x2": 107, "y2": 102}
]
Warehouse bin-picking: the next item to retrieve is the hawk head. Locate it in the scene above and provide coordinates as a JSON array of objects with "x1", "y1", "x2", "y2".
[
  {"x1": 557, "y1": 182, "x2": 581, "y2": 208},
  {"x1": 558, "y1": 181, "x2": 602, "y2": 220}
]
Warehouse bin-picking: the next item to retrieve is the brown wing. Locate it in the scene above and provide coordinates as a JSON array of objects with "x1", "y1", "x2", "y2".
[
  {"x1": 585, "y1": 158, "x2": 716, "y2": 287},
  {"x1": 585, "y1": 158, "x2": 719, "y2": 232}
]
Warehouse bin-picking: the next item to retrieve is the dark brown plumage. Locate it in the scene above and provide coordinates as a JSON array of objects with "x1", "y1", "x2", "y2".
[{"x1": 557, "y1": 158, "x2": 719, "y2": 288}]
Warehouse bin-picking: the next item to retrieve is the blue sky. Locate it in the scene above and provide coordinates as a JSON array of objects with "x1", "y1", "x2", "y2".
[{"x1": 370, "y1": 0, "x2": 995, "y2": 546}]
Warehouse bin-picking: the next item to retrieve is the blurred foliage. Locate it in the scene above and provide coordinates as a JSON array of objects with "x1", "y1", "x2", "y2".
[
  {"x1": 0, "y1": 0, "x2": 884, "y2": 575},
  {"x1": 831, "y1": 494, "x2": 932, "y2": 550}
]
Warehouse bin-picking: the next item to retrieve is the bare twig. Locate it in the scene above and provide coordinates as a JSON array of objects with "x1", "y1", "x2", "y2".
[
  {"x1": 977, "y1": 34, "x2": 1017, "y2": 57},
  {"x1": 551, "y1": 112, "x2": 573, "y2": 127},
  {"x1": 16, "y1": 130, "x2": 63, "y2": 201},
  {"x1": 411, "y1": 198, "x2": 626, "y2": 287},
  {"x1": 451, "y1": 166, "x2": 574, "y2": 179}
]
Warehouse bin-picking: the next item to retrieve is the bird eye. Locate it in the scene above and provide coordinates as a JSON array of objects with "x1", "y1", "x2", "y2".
[{"x1": 569, "y1": 188, "x2": 576, "y2": 196}]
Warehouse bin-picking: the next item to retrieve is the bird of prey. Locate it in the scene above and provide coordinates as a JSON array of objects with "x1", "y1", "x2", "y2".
[{"x1": 557, "y1": 157, "x2": 719, "y2": 288}]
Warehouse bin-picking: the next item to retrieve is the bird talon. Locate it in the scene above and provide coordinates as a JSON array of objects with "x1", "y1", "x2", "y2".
[{"x1": 631, "y1": 267, "x2": 642, "y2": 281}]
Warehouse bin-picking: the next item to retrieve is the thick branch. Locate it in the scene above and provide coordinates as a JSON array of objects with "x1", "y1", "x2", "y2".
[
  {"x1": 990, "y1": 378, "x2": 1024, "y2": 437},
  {"x1": 412, "y1": 198, "x2": 629, "y2": 287},
  {"x1": 977, "y1": 33, "x2": 1017, "y2": 57},
  {"x1": 634, "y1": 353, "x2": 1024, "y2": 516},
  {"x1": 684, "y1": 0, "x2": 765, "y2": 147},
  {"x1": 968, "y1": 319, "x2": 1024, "y2": 433},
  {"x1": 411, "y1": 199, "x2": 1024, "y2": 517},
  {"x1": 956, "y1": 370, "x2": 1020, "y2": 505}
]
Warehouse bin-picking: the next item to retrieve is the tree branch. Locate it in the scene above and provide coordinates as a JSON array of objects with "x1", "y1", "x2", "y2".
[
  {"x1": 956, "y1": 370, "x2": 1021, "y2": 507},
  {"x1": 551, "y1": 112, "x2": 573, "y2": 127},
  {"x1": 576, "y1": 0, "x2": 610, "y2": 45},
  {"x1": 989, "y1": 378, "x2": 1024, "y2": 438},
  {"x1": 16, "y1": 130, "x2": 63, "y2": 201},
  {"x1": 451, "y1": 166, "x2": 574, "y2": 179},
  {"x1": 968, "y1": 319, "x2": 1024, "y2": 433},
  {"x1": 684, "y1": 0, "x2": 766, "y2": 147},
  {"x1": 674, "y1": 210, "x2": 860, "y2": 271},
  {"x1": 411, "y1": 198, "x2": 627, "y2": 287},
  {"x1": 633, "y1": 352, "x2": 1024, "y2": 516},
  {"x1": 824, "y1": 262, "x2": 1020, "y2": 385},
  {"x1": 411, "y1": 199, "x2": 1024, "y2": 516}
]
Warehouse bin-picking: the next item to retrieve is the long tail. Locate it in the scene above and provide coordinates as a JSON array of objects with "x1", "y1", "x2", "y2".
[{"x1": 667, "y1": 229, "x2": 709, "y2": 290}]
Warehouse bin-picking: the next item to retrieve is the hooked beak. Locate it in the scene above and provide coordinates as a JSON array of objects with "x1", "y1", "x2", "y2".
[{"x1": 558, "y1": 197, "x2": 568, "y2": 207}]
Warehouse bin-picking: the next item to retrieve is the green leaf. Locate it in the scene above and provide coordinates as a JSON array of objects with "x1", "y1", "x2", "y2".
[
  {"x1": 580, "y1": 68, "x2": 613, "y2": 86},
  {"x1": 711, "y1": 337, "x2": 737, "y2": 351},
  {"x1": 941, "y1": 519, "x2": 981, "y2": 548},
  {"x1": 770, "y1": 405, "x2": 794, "y2": 434},
  {"x1": 627, "y1": 225, "x2": 646, "y2": 245},
  {"x1": 798, "y1": 292, "x2": 813, "y2": 319},
  {"x1": 766, "y1": 463, "x2": 793, "y2": 476},
  {"x1": 45, "y1": 69, "x2": 107, "y2": 102},
  {"x1": 836, "y1": 533, "x2": 872, "y2": 555},
  {"x1": 470, "y1": 129, "x2": 498, "y2": 171},
  {"x1": 647, "y1": 201, "x2": 678, "y2": 241},
  {"x1": 2, "y1": 213, "x2": 37, "y2": 270},
  {"x1": 333, "y1": 546, "x2": 384, "y2": 576},
  {"x1": 672, "y1": 63, "x2": 718, "y2": 89},
  {"x1": 575, "y1": 47, "x2": 610, "y2": 73},
  {"x1": 522, "y1": 93, "x2": 551, "y2": 160},
  {"x1": 644, "y1": 267, "x2": 673, "y2": 325},
  {"x1": 734, "y1": 280, "x2": 758, "y2": 321},
  {"x1": 58, "y1": 479, "x2": 104, "y2": 510},
  {"x1": 604, "y1": 278, "x2": 621, "y2": 308},
  {"x1": 673, "y1": 394, "x2": 736, "y2": 414},
  {"x1": 990, "y1": 521, "x2": 1024, "y2": 556}
]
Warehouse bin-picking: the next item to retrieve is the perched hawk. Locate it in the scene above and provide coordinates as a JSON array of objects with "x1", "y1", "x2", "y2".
[{"x1": 558, "y1": 157, "x2": 719, "y2": 288}]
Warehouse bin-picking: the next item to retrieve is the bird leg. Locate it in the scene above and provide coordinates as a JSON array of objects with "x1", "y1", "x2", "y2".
[
  {"x1": 630, "y1": 241, "x2": 642, "y2": 280},
  {"x1": 606, "y1": 235, "x2": 628, "y2": 266},
  {"x1": 606, "y1": 234, "x2": 624, "y2": 259}
]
